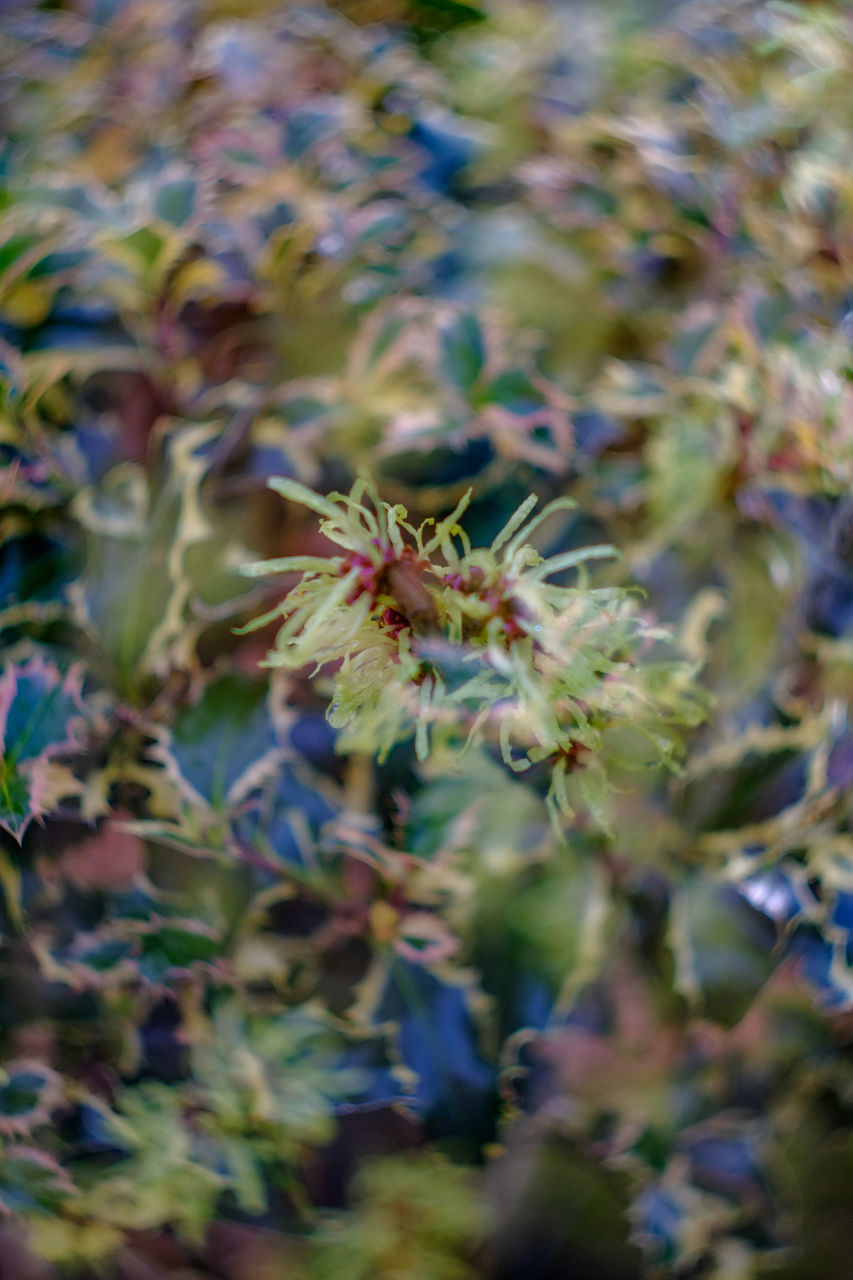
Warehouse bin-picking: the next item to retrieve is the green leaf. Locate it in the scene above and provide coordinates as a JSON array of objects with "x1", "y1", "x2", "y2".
[
  {"x1": 310, "y1": 1152, "x2": 483, "y2": 1280},
  {"x1": 440, "y1": 313, "x2": 485, "y2": 393},
  {"x1": 116, "y1": 225, "x2": 166, "y2": 269},
  {"x1": 154, "y1": 179, "x2": 196, "y2": 227},
  {"x1": 153, "y1": 673, "x2": 284, "y2": 813},
  {"x1": 669, "y1": 880, "x2": 778, "y2": 1026},
  {"x1": 0, "y1": 1146, "x2": 73, "y2": 1215},
  {"x1": 70, "y1": 425, "x2": 216, "y2": 689},
  {"x1": 0, "y1": 1062, "x2": 60, "y2": 1136},
  {"x1": 0, "y1": 232, "x2": 42, "y2": 279},
  {"x1": 482, "y1": 369, "x2": 544, "y2": 414},
  {"x1": 0, "y1": 657, "x2": 89, "y2": 841},
  {"x1": 219, "y1": 1136, "x2": 268, "y2": 1215}
]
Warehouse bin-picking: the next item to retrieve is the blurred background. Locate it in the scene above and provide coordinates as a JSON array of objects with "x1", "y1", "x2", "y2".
[{"x1": 2, "y1": 0, "x2": 853, "y2": 1276}]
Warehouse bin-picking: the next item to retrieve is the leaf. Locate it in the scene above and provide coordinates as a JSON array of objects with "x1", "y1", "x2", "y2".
[
  {"x1": 154, "y1": 179, "x2": 197, "y2": 228},
  {"x1": 0, "y1": 1146, "x2": 74, "y2": 1216},
  {"x1": 631, "y1": 1184, "x2": 687, "y2": 1267},
  {"x1": 482, "y1": 368, "x2": 545, "y2": 414},
  {"x1": 153, "y1": 673, "x2": 285, "y2": 813},
  {"x1": 191, "y1": 1004, "x2": 364, "y2": 1165},
  {"x1": 218, "y1": 1135, "x2": 267, "y2": 1215},
  {"x1": 70, "y1": 424, "x2": 216, "y2": 688},
  {"x1": 440, "y1": 313, "x2": 485, "y2": 393},
  {"x1": 0, "y1": 232, "x2": 42, "y2": 279},
  {"x1": 373, "y1": 961, "x2": 494, "y2": 1139},
  {"x1": 231, "y1": 762, "x2": 341, "y2": 868},
  {"x1": 114, "y1": 225, "x2": 166, "y2": 271},
  {"x1": 0, "y1": 1062, "x2": 61, "y2": 1137},
  {"x1": 407, "y1": 750, "x2": 548, "y2": 864},
  {"x1": 0, "y1": 281, "x2": 53, "y2": 328},
  {"x1": 669, "y1": 881, "x2": 778, "y2": 1026},
  {"x1": 0, "y1": 850, "x2": 22, "y2": 929},
  {"x1": 89, "y1": 1083, "x2": 225, "y2": 1240},
  {"x1": 0, "y1": 657, "x2": 90, "y2": 840},
  {"x1": 0, "y1": 533, "x2": 70, "y2": 626},
  {"x1": 26, "y1": 1216, "x2": 123, "y2": 1266},
  {"x1": 310, "y1": 1152, "x2": 483, "y2": 1280},
  {"x1": 139, "y1": 919, "x2": 223, "y2": 980}
]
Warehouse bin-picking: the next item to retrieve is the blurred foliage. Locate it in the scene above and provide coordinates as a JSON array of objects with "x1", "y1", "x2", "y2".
[{"x1": 2, "y1": 0, "x2": 853, "y2": 1276}]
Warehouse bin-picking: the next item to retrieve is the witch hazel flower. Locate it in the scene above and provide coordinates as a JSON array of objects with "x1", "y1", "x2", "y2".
[{"x1": 240, "y1": 476, "x2": 707, "y2": 828}]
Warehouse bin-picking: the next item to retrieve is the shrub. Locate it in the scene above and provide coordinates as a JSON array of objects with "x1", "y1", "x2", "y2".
[{"x1": 2, "y1": 1, "x2": 853, "y2": 1277}]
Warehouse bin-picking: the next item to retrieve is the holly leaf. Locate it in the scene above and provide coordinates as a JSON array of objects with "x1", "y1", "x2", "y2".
[
  {"x1": 0, "y1": 657, "x2": 91, "y2": 840},
  {"x1": 669, "y1": 881, "x2": 778, "y2": 1026},
  {"x1": 69, "y1": 425, "x2": 217, "y2": 691},
  {"x1": 0, "y1": 1146, "x2": 73, "y2": 1216},
  {"x1": 373, "y1": 961, "x2": 494, "y2": 1140},
  {"x1": 440, "y1": 312, "x2": 485, "y2": 394},
  {"x1": 152, "y1": 673, "x2": 286, "y2": 816},
  {"x1": 0, "y1": 1062, "x2": 61, "y2": 1137},
  {"x1": 231, "y1": 762, "x2": 342, "y2": 869}
]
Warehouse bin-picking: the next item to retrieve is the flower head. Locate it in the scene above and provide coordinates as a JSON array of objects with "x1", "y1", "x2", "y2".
[{"x1": 241, "y1": 477, "x2": 706, "y2": 826}]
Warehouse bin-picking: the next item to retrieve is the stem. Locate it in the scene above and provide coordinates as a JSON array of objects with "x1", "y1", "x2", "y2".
[{"x1": 344, "y1": 752, "x2": 375, "y2": 817}]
